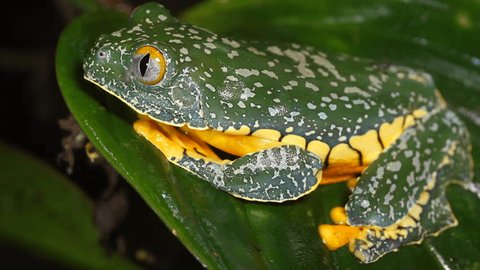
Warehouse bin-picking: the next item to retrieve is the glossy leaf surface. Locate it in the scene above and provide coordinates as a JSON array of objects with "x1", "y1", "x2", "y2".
[
  {"x1": 0, "y1": 142, "x2": 141, "y2": 270},
  {"x1": 56, "y1": 1, "x2": 480, "y2": 269}
]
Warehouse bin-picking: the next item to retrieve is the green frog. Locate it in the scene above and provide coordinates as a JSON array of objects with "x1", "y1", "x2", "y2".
[{"x1": 83, "y1": 3, "x2": 474, "y2": 263}]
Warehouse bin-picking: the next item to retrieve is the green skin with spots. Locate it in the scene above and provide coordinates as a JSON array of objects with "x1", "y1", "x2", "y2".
[{"x1": 83, "y1": 3, "x2": 474, "y2": 263}]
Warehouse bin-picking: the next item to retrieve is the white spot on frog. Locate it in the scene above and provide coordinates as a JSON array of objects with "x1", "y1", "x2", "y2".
[
  {"x1": 322, "y1": 97, "x2": 332, "y2": 103},
  {"x1": 318, "y1": 112, "x2": 328, "y2": 120},
  {"x1": 305, "y1": 82, "x2": 319, "y2": 91},
  {"x1": 222, "y1": 38, "x2": 240, "y2": 48},
  {"x1": 204, "y1": 42, "x2": 216, "y2": 49},
  {"x1": 268, "y1": 105, "x2": 287, "y2": 116},
  {"x1": 284, "y1": 111, "x2": 300, "y2": 123},
  {"x1": 205, "y1": 84, "x2": 216, "y2": 92},
  {"x1": 261, "y1": 70, "x2": 278, "y2": 79},
  {"x1": 369, "y1": 74, "x2": 383, "y2": 90},
  {"x1": 247, "y1": 47, "x2": 267, "y2": 56},
  {"x1": 307, "y1": 103, "x2": 317, "y2": 110},
  {"x1": 158, "y1": 14, "x2": 168, "y2": 21},
  {"x1": 267, "y1": 46, "x2": 283, "y2": 55},
  {"x1": 311, "y1": 55, "x2": 346, "y2": 81},
  {"x1": 387, "y1": 160, "x2": 402, "y2": 172},
  {"x1": 344, "y1": 86, "x2": 371, "y2": 97},
  {"x1": 235, "y1": 68, "x2": 260, "y2": 77},
  {"x1": 169, "y1": 39, "x2": 182, "y2": 44},
  {"x1": 111, "y1": 29, "x2": 124, "y2": 37},
  {"x1": 383, "y1": 184, "x2": 397, "y2": 205},
  {"x1": 240, "y1": 88, "x2": 255, "y2": 100},
  {"x1": 237, "y1": 101, "x2": 246, "y2": 108},
  {"x1": 361, "y1": 200, "x2": 370, "y2": 208},
  {"x1": 227, "y1": 50, "x2": 239, "y2": 59},
  {"x1": 226, "y1": 75, "x2": 238, "y2": 82}
]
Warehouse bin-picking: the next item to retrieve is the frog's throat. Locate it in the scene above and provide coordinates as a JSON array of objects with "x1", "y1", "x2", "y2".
[{"x1": 133, "y1": 108, "x2": 429, "y2": 185}]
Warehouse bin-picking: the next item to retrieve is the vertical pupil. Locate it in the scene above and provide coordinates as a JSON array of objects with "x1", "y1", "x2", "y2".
[{"x1": 139, "y1": 53, "x2": 150, "y2": 77}]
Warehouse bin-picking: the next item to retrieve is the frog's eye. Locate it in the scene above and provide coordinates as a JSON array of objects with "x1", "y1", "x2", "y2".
[{"x1": 132, "y1": 46, "x2": 167, "y2": 85}]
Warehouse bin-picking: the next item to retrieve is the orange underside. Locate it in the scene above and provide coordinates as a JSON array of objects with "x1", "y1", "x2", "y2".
[{"x1": 139, "y1": 118, "x2": 366, "y2": 185}]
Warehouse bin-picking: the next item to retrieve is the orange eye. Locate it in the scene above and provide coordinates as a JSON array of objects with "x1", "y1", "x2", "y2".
[{"x1": 133, "y1": 45, "x2": 167, "y2": 85}]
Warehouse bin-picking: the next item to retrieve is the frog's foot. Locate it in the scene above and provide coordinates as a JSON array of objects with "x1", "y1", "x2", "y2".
[
  {"x1": 319, "y1": 207, "x2": 363, "y2": 250},
  {"x1": 133, "y1": 117, "x2": 323, "y2": 202},
  {"x1": 319, "y1": 108, "x2": 474, "y2": 263}
]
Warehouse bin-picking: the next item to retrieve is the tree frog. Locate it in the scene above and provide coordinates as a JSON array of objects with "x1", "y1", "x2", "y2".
[{"x1": 83, "y1": 3, "x2": 474, "y2": 263}]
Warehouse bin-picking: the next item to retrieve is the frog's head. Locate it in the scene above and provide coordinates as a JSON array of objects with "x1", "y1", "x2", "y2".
[{"x1": 83, "y1": 3, "x2": 214, "y2": 129}]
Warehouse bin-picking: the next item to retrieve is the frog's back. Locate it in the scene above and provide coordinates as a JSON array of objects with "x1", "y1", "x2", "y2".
[
  {"x1": 198, "y1": 40, "x2": 440, "y2": 146},
  {"x1": 85, "y1": 2, "x2": 440, "y2": 147}
]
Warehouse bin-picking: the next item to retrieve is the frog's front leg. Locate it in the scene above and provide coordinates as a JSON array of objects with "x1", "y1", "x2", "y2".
[
  {"x1": 179, "y1": 144, "x2": 323, "y2": 202},
  {"x1": 134, "y1": 118, "x2": 323, "y2": 202},
  {"x1": 319, "y1": 108, "x2": 473, "y2": 263}
]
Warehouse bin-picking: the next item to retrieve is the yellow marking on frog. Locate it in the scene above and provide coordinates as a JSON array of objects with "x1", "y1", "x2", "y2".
[
  {"x1": 426, "y1": 177, "x2": 436, "y2": 190},
  {"x1": 154, "y1": 121, "x2": 219, "y2": 161},
  {"x1": 224, "y1": 125, "x2": 251, "y2": 135},
  {"x1": 397, "y1": 215, "x2": 416, "y2": 228},
  {"x1": 133, "y1": 119, "x2": 186, "y2": 161},
  {"x1": 307, "y1": 140, "x2": 330, "y2": 162},
  {"x1": 320, "y1": 143, "x2": 364, "y2": 184},
  {"x1": 285, "y1": 126, "x2": 294, "y2": 133},
  {"x1": 435, "y1": 89, "x2": 447, "y2": 108},
  {"x1": 403, "y1": 114, "x2": 415, "y2": 128},
  {"x1": 181, "y1": 126, "x2": 284, "y2": 157},
  {"x1": 281, "y1": 134, "x2": 306, "y2": 148},
  {"x1": 417, "y1": 191, "x2": 430, "y2": 205},
  {"x1": 252, "y1": 128, "x2": 282, "y2": 141},
  {"x1": 379, "y1": 116, "x2": 404, "y2": 148},
  {"x1": 319, "y1": 224, "x2": 362, "y2": 251},
  {"x1": 413, "y1": 108, "x2": 428, "y2": 118},
  {"x1": 330, "y1": 207, "x2": 347, "y2": 225},
  {"x1": 346, "y1": 178, "x2": 358, "y2": 189},
  {"x1": 409, "y1": 204, "x2": 423, "y2": 221},
  {"x1": 314, "y1": 170, "x2": 323, "y2": 188},
  {"x1": 328, "y1": 143, "x2": 361, "y2": 166},
  {"x1": 349, "y1": 130, "x2": 383, "y2": 165},
  {"x1": 408, "y1": 73, "x2": 429, "y2": 85}
]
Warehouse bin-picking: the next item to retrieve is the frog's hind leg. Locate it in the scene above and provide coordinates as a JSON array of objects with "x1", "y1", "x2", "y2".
[
  {"x1": 177, "y1": 144, "x2": 323, "y2": 202},
  {"x1": 319, "y1": 108, "x2": 473, "y2": 263}
]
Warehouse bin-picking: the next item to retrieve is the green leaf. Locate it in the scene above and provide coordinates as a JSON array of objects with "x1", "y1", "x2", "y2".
[
  {"x1": 56, "y1": 1, "x2": 480, "y2": 269},
  {"x1": 0, "y1": 142, "x2": 141, "y2": 270}
]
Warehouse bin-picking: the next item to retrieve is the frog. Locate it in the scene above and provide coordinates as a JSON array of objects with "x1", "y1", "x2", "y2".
[{"x1": 83, "y1": 3, "x2": 474, "y2": 263}]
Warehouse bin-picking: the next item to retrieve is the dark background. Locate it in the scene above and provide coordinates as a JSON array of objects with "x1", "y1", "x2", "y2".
[{"x1": 1, "y1": 1, "x2": 205, "y2": 269}]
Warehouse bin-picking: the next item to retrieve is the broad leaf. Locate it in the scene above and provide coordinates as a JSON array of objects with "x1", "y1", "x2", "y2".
[
  {"x1": 0, "y1": 142, "x2": 141, "y2": 270},
  {"x1": 56, "y1": 1, "x2": 480, "y2": 269}
]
